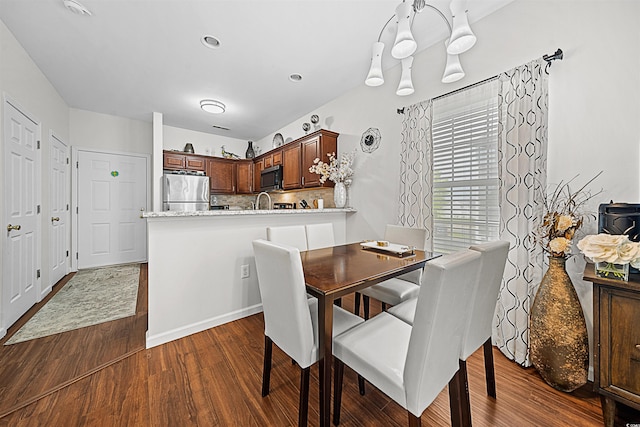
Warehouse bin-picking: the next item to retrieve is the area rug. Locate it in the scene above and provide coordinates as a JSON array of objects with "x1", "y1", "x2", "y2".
[{"x1": 5, "y1": 263, "x2": 140, "y2": 345}]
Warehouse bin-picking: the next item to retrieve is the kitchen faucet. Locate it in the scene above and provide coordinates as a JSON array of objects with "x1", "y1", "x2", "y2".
[{"x1": 255, "y1": 192, "x2": 271, "y2": 210}]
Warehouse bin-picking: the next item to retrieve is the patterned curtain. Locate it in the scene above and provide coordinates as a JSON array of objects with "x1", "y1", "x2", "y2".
[
  {"x1": 398, "y1": 100, "x2": 434, "y2": 251},
  {"x1": 493, "y1": 59, "x2": 549, "y2": 366}
]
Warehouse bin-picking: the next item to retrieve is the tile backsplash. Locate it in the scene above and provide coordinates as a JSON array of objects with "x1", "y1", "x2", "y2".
[{"x1": 211, "y1": 188, "x2": 335, "y2": 210}]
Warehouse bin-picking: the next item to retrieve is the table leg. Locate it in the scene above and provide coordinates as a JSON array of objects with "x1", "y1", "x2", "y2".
[{"x1": 317, "y1": 296, "x2": 334, "y2": 427}]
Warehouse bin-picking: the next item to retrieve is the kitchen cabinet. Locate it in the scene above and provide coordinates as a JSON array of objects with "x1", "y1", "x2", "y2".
[
  {"x1": 207, "y1": 158, "x2": 253, "y2": 195},
  {"x1": 236, "y1": 160, "x2": 253, "y2": 194},
  {"x1": 207, "y1": 158, "x2": 236, "y2": 194},
  {"x1": 253, "y1": 159, "x2": 264, "y2": 193},
  {"x1": 163, "y1": 151, "x2": 206, "y2": 172},
  {"x1": 301, "y1": 130, "x2": 338, "y2": 188},
  {"x1": 262, "y1": 149, "x2": 282, "y2": 169},
  {"x1": 282, "y1": 143, "x2": 302, "y2": 190},
  {"x1": 584, "y1": 264, "x2": 640, "y2": 427}
]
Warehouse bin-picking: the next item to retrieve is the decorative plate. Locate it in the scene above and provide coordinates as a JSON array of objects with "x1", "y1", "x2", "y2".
[
  {"x1": 360, "y1": 128, "x2": 381, "y2": 153},
  {"x1": 273, "y1": 133, "x2": 284, "y2": 148}
]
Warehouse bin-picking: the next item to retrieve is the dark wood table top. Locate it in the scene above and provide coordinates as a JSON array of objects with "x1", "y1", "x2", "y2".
[{"x1": 300, "y1": 242, "x2": 435, "y2": 300}]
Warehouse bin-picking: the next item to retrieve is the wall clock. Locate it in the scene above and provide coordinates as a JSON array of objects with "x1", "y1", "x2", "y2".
[{"x1": 360, "y1": 128, "x2": 381, "y2": 153}]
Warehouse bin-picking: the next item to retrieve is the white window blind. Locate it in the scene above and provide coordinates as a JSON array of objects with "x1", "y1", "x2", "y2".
[{"x1": 432, "y1": 84, "x2": 499, "y2": 254}]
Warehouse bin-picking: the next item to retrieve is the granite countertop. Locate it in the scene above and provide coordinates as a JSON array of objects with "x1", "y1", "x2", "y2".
[{"x1": 143, "y1": 208, "x2": 356, "y2": 218}]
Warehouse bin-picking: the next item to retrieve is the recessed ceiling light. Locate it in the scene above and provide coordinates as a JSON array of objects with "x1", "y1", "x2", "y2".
[
  {"x1": 201, "y1": 35, "x2": 221, "y2": 49},
  {"x1": 289, "y1": 73, "x2": 303, "y2": 82},
  {"x1": 200, "y1": 99, "x2": 226, "y2": 114},
  {"x1": 63, "y1": 0, "x2": 92, "y2": 16}
]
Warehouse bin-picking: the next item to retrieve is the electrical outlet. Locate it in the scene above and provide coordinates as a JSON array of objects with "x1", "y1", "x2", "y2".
[{"x1": 240, "y1": 264, "x2": 250, "y2": 279}]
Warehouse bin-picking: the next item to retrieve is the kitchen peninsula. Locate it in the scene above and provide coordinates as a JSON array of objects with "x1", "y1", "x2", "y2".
[{"x1": 143, "y1": 208, "x2": 355, "y2": 348}]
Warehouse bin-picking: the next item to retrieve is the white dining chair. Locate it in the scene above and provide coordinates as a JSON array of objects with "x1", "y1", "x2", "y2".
[
  {"x1": 355, "y1": 225, "x2": 428, "y2": 319},
  {"x1": 387, "y1": 240, "x2": 509, "y2": 427},
  {"x1": 332, "y1": 249, "x2": 482, "y2": 427},
  {"x1": 266, "y1": 225, "x2": 308, "y2": 251},
  {"x1": 305, "y1": 223, "x2": 335, "y2": 250},
  {"x1": 252, "y1": 239, "x2": 364, "y2": 426}
]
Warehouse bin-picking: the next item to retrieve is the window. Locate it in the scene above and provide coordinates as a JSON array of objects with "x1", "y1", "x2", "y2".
[{"x1": 432, "y1": 84, "x2": 500, "y2": 254}]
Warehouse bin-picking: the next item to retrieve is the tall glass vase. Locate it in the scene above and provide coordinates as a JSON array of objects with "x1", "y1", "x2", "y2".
[
  {"x1": 333, "y1": 181, "x2": 347, "y2": 208},
  {"x1": 530, "y1": 256, "x2": 588, "y2": 392}
]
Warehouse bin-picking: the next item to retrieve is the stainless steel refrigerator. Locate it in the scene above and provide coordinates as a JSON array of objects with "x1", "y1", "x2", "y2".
[{"x1": 163, "y1": 173, "x2": 210, "y2": 211}]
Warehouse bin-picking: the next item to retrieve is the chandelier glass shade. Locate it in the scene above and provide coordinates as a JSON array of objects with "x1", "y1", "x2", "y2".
[
  {"x1": 365, "y1": 0, "x2": 476, "y2": 95},
  {"x1": 365, "y1": 42, "x2": 385, "y2": 86}
]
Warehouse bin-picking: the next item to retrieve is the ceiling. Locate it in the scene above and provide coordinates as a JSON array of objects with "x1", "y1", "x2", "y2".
[{"x1": 0, "y1": 0, "x2": 513, "y2": 141}]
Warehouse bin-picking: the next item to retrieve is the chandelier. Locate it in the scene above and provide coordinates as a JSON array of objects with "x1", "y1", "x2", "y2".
[{"x1": 365, "y1": 0, "x2": 477, "y2": 96}]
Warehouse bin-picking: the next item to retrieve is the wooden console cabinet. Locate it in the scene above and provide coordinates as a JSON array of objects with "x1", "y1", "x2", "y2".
[{"x1": 584, "y1": 264, "x2": 640, "y2": 427}]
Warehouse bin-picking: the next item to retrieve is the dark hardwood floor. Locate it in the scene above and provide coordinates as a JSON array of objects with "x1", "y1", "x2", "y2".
[
  {"x1": 0, "y1": 264, "x2": 625, "y2": 426},
  {"x1": 0, "y1": 264, "x2": 147, "y2": 419}
]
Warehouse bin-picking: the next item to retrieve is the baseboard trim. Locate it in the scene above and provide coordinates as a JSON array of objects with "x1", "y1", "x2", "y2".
[{"x1": 145, "y1": 303, "x2": 263, "y2": 349}]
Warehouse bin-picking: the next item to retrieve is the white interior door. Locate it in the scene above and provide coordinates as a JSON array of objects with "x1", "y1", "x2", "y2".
[
  {"x1": 50, "y1": 134, "x2": 69, "y2": 287},
  {"x1": 2, "y1": 100, "x2": 40, "y2": 328},
  {"x1": 77, "y1": 150, "x2": 147, "y2": 268}
]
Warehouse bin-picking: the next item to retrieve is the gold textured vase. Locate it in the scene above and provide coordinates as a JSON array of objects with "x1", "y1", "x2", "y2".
[{"x1": 530, "y1": 256, "x2": 588, "y2": 392}]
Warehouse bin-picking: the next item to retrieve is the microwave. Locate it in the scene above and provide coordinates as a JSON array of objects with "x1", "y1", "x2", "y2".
[{"x1": 260, "y1": 165, "x2": 283, "y2": 191}]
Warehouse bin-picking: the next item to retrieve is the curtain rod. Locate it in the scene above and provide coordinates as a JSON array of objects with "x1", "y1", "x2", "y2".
[{"x1": 396, "y1": 48, "x2": 564, "y2": 114}]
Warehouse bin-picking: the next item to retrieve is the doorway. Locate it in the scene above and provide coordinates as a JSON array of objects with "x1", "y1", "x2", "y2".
[
  {"x1": 73, "y1": 149, "x2": 149, "y2": 269},
  {"x1": 2, "y1": 98, "x2": 41, "y2": 331}
]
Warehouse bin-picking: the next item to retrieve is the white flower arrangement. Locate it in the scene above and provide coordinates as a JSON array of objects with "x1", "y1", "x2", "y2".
[
  {"x1": 308, "y1": 150, "x2": 356, "y2": 184},
  {"x1": 577, "y1": 234, "x2": 640, "y2": 268}
]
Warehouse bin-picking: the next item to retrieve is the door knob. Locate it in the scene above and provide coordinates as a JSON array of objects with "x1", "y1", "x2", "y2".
[
  {"x1": 7, "y1": 224, "x2": 21, "y2": 232},
  {"x1": 51, "y1": 217, "x2": 60, "y2": 222}
]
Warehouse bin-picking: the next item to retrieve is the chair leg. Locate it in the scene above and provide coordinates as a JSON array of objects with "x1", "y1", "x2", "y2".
[
  {"x1": 358, "y1": 375, "x2": 366, "y2": 395},
  {"x1": 483, "y1": 338, "x2": 496, "y2": 398},
  {"x1": 354, "y1": 292, "x2": 361, "y2": 316},
  {"x1": 448, "y1": 360, "x2": 472, "y2": 427},
  {"x1": 363, "y1": 295, "x2": 370, "y2": 320},
  {"x1": 408, "y1": 411, "x2": 422, "y2": 427},
  {"x1": 299, "y1": 367, "x2": 310, "y2": 427},
  {"x1": 333, "y1": 359, "x2": 345, "y2": 426},
  {"x1": 262, "y1": 336, "x2": 273, "y2": 397}
]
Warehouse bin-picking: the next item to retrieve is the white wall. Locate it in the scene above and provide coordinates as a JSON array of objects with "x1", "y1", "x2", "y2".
[
  {"x1": 0, "y1": 19, "x2": 70, "y2": 334},
  {"x1": 69, "y1": 108, "x2": 152, "y2": 155},
  {"x1": 163, "y1": 124, "x2": 250, "y2": 158},
  {"x1": 146, "y1": 211, "x2": 349, "y2": 347},
  {"x1": 257, "y1": 0, "x2": 640, "y2": 372}
]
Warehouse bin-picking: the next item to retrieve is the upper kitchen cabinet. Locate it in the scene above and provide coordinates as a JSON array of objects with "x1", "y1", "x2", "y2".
[
  {"x1": 207, "y1": 158, "x2": 253, "y2": 195},
  {"x1": 236, "y1": 160, "x2": 254, "y2": 194},
  {"x1": 207, "y1": 157, "x2": 236, "y2": 194},
  {"x1": 163, "y1": 151, "x2": 206, "y2": 172},
  {"x1": 253, "y1": 159, "x2": 264, "y2": 193},
  {"x1": 282, "y1": 143, "x2": 302, "y2": 190},
  {"x1": 301, "y1": 130, "x2": 338, "y2": 188}
]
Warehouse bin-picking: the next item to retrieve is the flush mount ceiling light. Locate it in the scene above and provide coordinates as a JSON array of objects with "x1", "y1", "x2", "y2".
[
  {"x1": 365, "y1": 0, "x2": 476, "y2": 95},
  {"x1": 200, "y1": 99, "x2": 226, "y2": 114},
  {"x1": 201, "y1": 35, "x2": 221, "y2": 49},
  {"x1": 63, "y1": 0, "x2": 92, "y2": 16}
]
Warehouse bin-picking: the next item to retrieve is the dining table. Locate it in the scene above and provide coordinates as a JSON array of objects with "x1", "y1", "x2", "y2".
[{"x1": 300, "y1": 241, "x2": 436, "y2": 427}]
